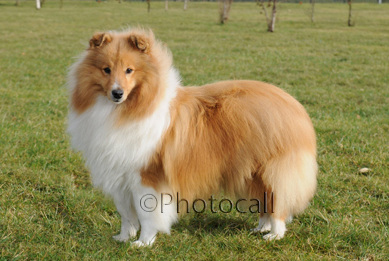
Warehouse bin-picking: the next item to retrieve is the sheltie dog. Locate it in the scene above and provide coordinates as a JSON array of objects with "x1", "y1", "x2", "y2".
[{"x1": 67, "y1": 28, "x2": 317, "y2": 247}]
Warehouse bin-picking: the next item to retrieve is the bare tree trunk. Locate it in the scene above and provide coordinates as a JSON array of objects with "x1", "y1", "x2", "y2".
[
  {"x1": 348, "y1": 0, "x2": 353, "y2": 26},
  {"x1": 226, "y1": 0, "x2": 232, "y2": 17},
  {"x1": 219, "y1": 0, "x2": 225, "y2": 24},
  {"x1": 36, "y1": 0, "x2": 41, "y2": 9},
  {"x1": 311, "y1": 0, "x2": 315, "y2": 22},
  {"x1": 268, "y1": 0, "x2": 276, "y2": 32},
  {"x1": 257, "y1": 0, "x2": 270, "y2": 25},
  {"x1": 219, "y1": 0, "x2": 233, "y2": 24},
  {"x1": 60, "y1": 0, "x2": 63, "y2": 9},
  {"x1": 15, "y1": 0, "x2": 20, "y2": 6},
  {"x1": 184, "y1": 0, "x2": 188, "y2": 10},
  {"x1": 223, "y1": 1, "x2": 228, "y2": 21},
  {"x1": 165, "y1": 0, "x2": 168, "y2": 11},
  {"x1": 147, "y1": 0, "x2": 150, "y2": 13}
]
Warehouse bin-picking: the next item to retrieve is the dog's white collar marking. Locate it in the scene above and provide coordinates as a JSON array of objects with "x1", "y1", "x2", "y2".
[{"x1": 67, "y1": 68, "x2": 180, "y2": 193}]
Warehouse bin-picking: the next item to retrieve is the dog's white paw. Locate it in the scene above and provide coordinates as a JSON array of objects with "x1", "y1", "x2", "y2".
[
  {"x1": 131, "y1": 236, "x2": 156, "y2": 247},
  {"x1": 131, "y1": 240, "x2": 148, "y2": 247},
  {"x1": 263, "y1": 233, "x2": 282, "y2": 241},
  {"x1": 251, "y1": 224, "x2": 271, "y2": 233},
  {"x1": 113, "y1": 234, "x2": 130, "y2": 242},
  {"x1": 259, "y1": 226, "x2": 271, "y2": 233},
  {"x1": 113, "y1": 226, "x2": 138, "y2": 242}
]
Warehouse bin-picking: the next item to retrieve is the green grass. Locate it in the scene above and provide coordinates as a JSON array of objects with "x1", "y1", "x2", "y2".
[{"x1": 1, "y1": 1, "x2": 388, "y2": 260}]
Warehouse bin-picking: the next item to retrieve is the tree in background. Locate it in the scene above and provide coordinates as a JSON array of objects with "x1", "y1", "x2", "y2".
[
  {"x1": 147, "y1": 0, "x2": 151, "y2": 13},
  {"x1": 268, "y1": 0, "x2": 276, "y2": 32},
  {"x1": 165, "y1": 0, "x2": 168, "y2": 11},
  {"x1": 311, "y1": 0, "x2": 315, "y2": 22},
  {"x1": 348, "y1": 0, "x2": 355, "y2": 26},
  {"x1": 257, "y1": 0, "x2": 270, "y2": 26},
  {"x1": 257, "y1": 0, "x2": 277, "y2": 32},
  {"x1": 219, "y1": 0, "x2": 233, "y2": 24},
  {"x1": 184, "y1": 0, "x2": 188, "y2": 11}
]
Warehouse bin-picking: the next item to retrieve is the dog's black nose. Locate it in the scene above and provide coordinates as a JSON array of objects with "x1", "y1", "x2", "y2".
[{"x1": 112, "y1": 89, "x2": 124, "y2": 100}]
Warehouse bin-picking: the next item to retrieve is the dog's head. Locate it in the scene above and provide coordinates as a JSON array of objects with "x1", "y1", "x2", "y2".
[
  {"x1": 86, "y1": 31, "x2": 156, "y2": 104},
  {"x1": 69, "y1": 28, "x2": 174, "y2": 120}
]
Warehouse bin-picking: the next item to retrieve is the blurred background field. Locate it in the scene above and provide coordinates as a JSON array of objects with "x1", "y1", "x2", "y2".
[{"x1": 0, "y1": 1, "x2": 388, "y2": 260}]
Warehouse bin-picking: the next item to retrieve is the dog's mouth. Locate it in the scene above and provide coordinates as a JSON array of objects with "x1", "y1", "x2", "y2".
[{"x1": 110, "y1": 96, "x2": 125, "y2": 104}]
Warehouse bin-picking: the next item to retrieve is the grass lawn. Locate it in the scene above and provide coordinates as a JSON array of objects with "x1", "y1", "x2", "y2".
[{"x1": 0, "y1": 1, "x2": 388, "y2": 260}]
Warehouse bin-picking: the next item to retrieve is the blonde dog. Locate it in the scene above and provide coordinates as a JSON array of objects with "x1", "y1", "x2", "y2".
[{"x1": 67, "y1": 28, "x2": 317, "y2": 247}]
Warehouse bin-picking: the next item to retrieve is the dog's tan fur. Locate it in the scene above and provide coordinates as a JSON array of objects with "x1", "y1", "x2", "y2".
[
  {"x1": 69, "y1": 28, "x2": 317, "y2": 244},
  {"x1": 142, "y1": 80, "x2": 317, "y2": 217}
]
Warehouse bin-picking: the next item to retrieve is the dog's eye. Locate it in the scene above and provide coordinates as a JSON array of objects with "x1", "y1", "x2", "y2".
[
  {"x1": 126, "y1": 68, "x2": 133, "y2": 74},
  {"x1": 103, "y1": 67, "x2": 111, "y2": 74}
]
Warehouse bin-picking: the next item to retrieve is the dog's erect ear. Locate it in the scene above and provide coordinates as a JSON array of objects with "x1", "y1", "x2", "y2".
[
  {"x1": 89, "y1": 33, "x2": 112, "y2": 49},
  {"x1": 128, "y1": 34, "x2": 150, "y2": 53}
]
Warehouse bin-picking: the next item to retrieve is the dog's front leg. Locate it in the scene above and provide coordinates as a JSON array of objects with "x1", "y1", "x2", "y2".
[
  {"x1": 112, "y1": 191, "x2": 140, "y2": 242},
  {"x1": 131, "y1": 185, "x2": 177, "y2": 247}
]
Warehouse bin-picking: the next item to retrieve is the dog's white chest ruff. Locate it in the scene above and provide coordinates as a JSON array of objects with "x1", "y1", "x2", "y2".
[{"x1": 67, "y1": 95, "x2": 171, "y2": 193}]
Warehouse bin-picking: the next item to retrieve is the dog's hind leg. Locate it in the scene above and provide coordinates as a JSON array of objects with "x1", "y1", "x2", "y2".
[
  {"x1": 260, "y1": 150, "x2": 317, "y2": 241},
  {"x1": 262, "y1": 215, "x2": 287, "y2": 241},
  {"x1": 112, "y1": 192, "x2": 140, "y2": 242},
  {"x1": 252, "y1": 213, "x2": 271, "y2": 233},
  {"x1": 251, "y1": 207, "x2": 287, "y2": 240}
]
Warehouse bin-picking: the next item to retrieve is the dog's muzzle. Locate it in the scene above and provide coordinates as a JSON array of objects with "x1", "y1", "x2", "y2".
[{"x1": 111, "y1": 89, "x2": 124, "y2": 103}]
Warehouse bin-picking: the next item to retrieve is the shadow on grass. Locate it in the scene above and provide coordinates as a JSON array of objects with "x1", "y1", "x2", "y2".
[{"x1": 173, "y1": 212, "x2": 255, "y2": 236}]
